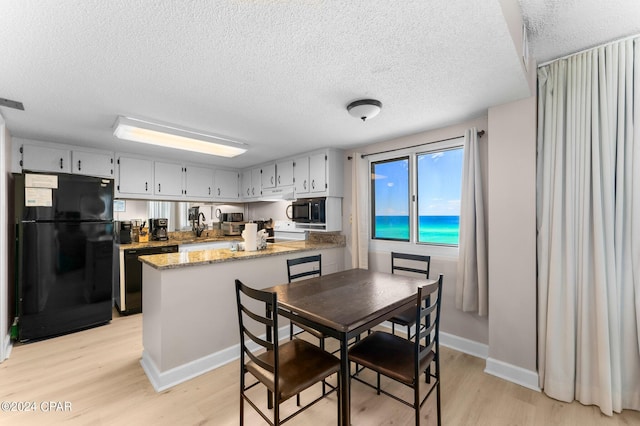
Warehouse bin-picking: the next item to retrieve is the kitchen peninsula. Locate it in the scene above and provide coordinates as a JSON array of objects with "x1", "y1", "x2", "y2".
[{"x1": 137, "y1": 234, "x2": 345, "y2": 391}]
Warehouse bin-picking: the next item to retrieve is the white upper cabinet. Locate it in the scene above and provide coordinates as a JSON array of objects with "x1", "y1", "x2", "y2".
[
  {"x1": 261, "y1": 163, "x2": 276, "y2": 189},
  {"x1": 241, "y1": 168, "x2": 262, "y2": 199},
  {"x1": 294, "y1": 149, "x2": 343, "y2": 198},
  {"x1": 186, "y1": 165, "x2": 214, "y2": 199},
  {"x1": 117, "y1": 156, "x2": 153, "y2": 195},
  {"x1": 18, "y1": 142, "x2": 115, "y2": 178},
  {"x1": 293, "y1": 156, "x2": 309, "y2": 195},
  {"x1": 214, "y1": 169, "x2": 239, "y2": 200},
  {"x1": 276, "y1": 160, "x2": 294, "y2": 187},
  {"x1": 154, "y1": 161, "x2": 184, "y2": 197},
  {"x1": 72, "y1": 150, "x2": 114, "y2": 178},
  {"x1": 309, "y1": 152, "x2": 327, "y2": 194},
  {"x1": 20, "y1": 144, "x2": 71, "y2": 173}
]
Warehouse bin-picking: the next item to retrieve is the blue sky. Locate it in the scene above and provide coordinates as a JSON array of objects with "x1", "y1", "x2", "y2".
[{"x1": 373, "y1": 148, "x2": 463, "y2": 216}]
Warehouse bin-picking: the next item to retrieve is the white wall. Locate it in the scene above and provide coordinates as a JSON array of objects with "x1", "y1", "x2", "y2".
[
  {"x1": 486, "y1": 95, "x2": 538, "y2": 388},
  {"x1": 0, "y1": 113, "x2": 12, "y2": 362}
]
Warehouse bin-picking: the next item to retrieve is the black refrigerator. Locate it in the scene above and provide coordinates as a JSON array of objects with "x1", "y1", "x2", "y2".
[{"x1": 14, "y1": 172, "x2": 114, "y2": 342}]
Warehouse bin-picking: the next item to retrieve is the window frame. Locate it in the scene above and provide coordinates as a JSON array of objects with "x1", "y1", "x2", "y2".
[
  {"x1": 370, "y1": 156, "x2": 411, "y2": 242},
  {"x1": 368, "y1": 137, "x2": 464, "y2": 259}
]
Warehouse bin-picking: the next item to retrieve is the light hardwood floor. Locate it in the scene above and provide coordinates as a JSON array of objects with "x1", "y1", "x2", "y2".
[{"x1": 1, "y1": 312, "x2": 639, "y2": 425}]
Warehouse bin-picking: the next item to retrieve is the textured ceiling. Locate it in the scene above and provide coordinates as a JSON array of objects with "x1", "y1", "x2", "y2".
[
  {"x1": 2, "y1": 1, "x2": 633, "y2": 169},
  {"x1": 520, "y1": 0, "x2": 640, "y2": 64}
]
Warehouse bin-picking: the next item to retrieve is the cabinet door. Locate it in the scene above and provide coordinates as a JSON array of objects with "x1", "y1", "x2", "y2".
[
  {"x1": 185, "y1": 165, "x2": 214, "y2": 198},
  {"x1": 261, "y1": 163, "x2": 276, "y2": 189},
  {"x1": 154, "y1": 161, "x2": 184, "y2": 196},
  {"x1": 72, "y1": 150, "x2": 114, "y2": 178},
  {"x1": 21, "y1": 144, "x2": 71, "y2": 173},
  {"x1": 215, "y1": 169, "x2": 239, "y2": 199},
  {"x1": 241, "y1": 169, "x2": 253, "y2": 199},
  {"x1": 251, "y1": 168, "x2": 262, "y2": 198},
  {"x1": 309, "y1": 153, "x2": 326, "y2": 193},
  {"x1": 117, "y1": 156, "x2": 153, "y2": 195},
  {"x1": 276, "y1": 160, "x2": 294, "y2": 187},
  {"x1": 294, "y1": 157, "x2": 309, "y2": 195}
]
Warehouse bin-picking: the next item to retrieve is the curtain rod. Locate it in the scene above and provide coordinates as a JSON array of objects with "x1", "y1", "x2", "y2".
[
  {"x1": 537, "y1": 33, "x2": 640, "y2": 68},
  {"x1": 348, "y1": 130, "x2": 484, "y2": 160}
]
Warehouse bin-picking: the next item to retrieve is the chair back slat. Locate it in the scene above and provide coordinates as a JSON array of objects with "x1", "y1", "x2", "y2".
[
  {"x1": 243, "y1": 328, "x2": 274, "y2": 353},
  {"x1": 241, "y1": 304, "x2": 273, "y2": 328},
  {"x1": 287, "y1": 255, "x2": 322, "y2": 283},
  {"x1": 391, "y1": 252, "x2": 431, "y2": 279}
]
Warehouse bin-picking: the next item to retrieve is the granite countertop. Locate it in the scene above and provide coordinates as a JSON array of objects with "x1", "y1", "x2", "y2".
[{"x1": 138, "y1": 240, "x2": 345, "y2": 270}]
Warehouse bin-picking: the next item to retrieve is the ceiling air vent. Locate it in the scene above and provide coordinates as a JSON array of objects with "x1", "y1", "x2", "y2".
[{"x1": 0, "y1": 97, "x2": 24, "y2": 110}]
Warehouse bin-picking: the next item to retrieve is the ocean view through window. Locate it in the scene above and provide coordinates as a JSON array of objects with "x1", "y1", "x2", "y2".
[
  {"x1": 371, "y1": 158, "x2": 410, "y2": 240},
  {"x1": 370, "y1": 140, "x2": 463, "y2": 246},
  {"x1": 417, "y1": 147, "x2": 463, "y2": 245}
]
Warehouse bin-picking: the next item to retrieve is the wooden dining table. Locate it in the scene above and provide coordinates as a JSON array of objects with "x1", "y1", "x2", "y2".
[{"x1": 264, "y1": 268, "x2": 438, "y2": 426}]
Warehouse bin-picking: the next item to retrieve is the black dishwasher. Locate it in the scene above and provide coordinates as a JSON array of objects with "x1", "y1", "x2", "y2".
[{"x1": 116, "y1": 245, "x2": 178, "y2": 315}]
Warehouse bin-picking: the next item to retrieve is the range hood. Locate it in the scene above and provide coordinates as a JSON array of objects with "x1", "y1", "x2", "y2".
[{"x1": 260, "y1": 186, "x2": 296, "y2": 201}]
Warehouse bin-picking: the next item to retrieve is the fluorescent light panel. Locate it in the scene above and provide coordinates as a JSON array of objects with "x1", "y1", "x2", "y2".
[{"x1": 113, "y1": 116, "x2": 247, "y2": 158}]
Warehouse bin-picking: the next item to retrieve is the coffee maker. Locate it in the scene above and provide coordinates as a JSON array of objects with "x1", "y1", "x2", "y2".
[
  {"x1": 116, "y1": 221, "x2": 132, "y2": 244},
  {"x1": 149, "y1": 218, "x2": 168, "y2": 241}
]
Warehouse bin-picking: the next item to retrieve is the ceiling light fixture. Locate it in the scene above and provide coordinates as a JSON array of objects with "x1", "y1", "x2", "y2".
[
  {"x1": 113, "y1": 116, "x2": 248, "y2": 158},
  {"x1": 347, "y1": 99, "x2": 382, "y2": 122}
]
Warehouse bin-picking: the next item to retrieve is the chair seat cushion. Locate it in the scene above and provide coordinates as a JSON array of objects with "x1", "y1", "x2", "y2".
[
  {"x1": 247, "y1": 339, "x2": 340, "y2": 401},
  {"x1": 292, "y1": 319, "x2": 325, "y2": 339},
  {"x1": 348, "y1": 331, "x2": 434, "y2": 385},
  {"x1": 389, "y1": 305, "x2": 417, "y2": 327}
]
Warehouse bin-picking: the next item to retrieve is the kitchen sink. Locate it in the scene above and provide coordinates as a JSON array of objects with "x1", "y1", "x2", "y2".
[{"x1": 178, "y1": 241, "x2": 232, "y2": 253}]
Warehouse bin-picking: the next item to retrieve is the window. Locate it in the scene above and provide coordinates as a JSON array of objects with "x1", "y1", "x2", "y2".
[
  {"x1": 417, "y1": 147, "x2": 463, "y2": 245},
  {"x1": 371, "y1": 158, "x2": 410, "y2": 240},
  {"x1": 370, "y1": 139, "x2": 463, "y2": 247}
]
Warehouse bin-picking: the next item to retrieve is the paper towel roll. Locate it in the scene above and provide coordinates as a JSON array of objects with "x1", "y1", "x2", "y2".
[{"x1": 243, "y1": 223, "x2": 258, "y2": 251}]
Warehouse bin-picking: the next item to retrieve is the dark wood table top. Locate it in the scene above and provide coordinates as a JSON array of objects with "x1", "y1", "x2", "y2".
[{"x1": 264, "y1": 268, "x2": 436, "y2": 334}]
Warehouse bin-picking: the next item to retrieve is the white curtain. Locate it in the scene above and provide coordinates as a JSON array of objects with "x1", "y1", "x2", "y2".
[
  {"x1": 537, "y1": 38, "x2": 640, "y2": 415},
  {"x1": 455, "y1": 128, "x2": 488, "y2": 315},
  {"x1": 351, "y1": 152, "x2": 369, "y2": 269}
]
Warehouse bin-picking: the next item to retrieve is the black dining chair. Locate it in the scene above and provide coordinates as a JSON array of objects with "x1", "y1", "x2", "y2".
[
  {"x1": 348, "y1": 274, "x2": 444, "y2": 426},
  {"x1": 287, "y1": 255, "x2": 326, "y2": 347},
  {"x1": 389, "y1": 252, "x2": 431, "y2": 339},
  {"x1": 235, "y1": 279, "x2": 341, "y2": 425}
]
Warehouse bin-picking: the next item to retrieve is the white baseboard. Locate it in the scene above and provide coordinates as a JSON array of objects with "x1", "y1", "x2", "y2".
[
  {"x1": 439, "y1": 331, "x2": 489, "y2": 359},
  {"x1": 378, "y1": 322, "x2": 489, "y2": 360},
  {"x1": 141, "y1": 324, "x2": 291, "y2": 392},
  {"x1": 485, "y1": 357, "x2": 540, "y2": 392}
]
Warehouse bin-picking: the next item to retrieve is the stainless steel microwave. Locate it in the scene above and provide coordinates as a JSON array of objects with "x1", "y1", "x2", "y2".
[{"x1": 288, "y1": 198, "x2": 326, "y2": 223}]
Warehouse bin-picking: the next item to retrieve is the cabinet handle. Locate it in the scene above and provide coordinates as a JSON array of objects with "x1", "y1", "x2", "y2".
[
  {"x1": 60, "y1": 158, "x2": 64, "y2": 169},
  {"x1": 252, "y1": 187, "x2": 254, "y2": 195},
  {"x1": 277, "y1": 175, "x2": 281, "y2": 185},
  {"x1": 158, "y1": 183, "x2": 161, "y2": 192},
  {"x1": 145, "y1": 182, "x2": 148, "y2": 192},
  {"x1": 209, "y1": 187, "x2": 211, "y2": 195},
  {"x1": 247, "y1": 188, "x2": 250, "y2": 196},
  {"x1": 218, "y1": 188, "x2": 221, "y2": 196},
  {"x1": 303, "y1": 180, "x2": 307, "y2": 190},
  {"x1": 78, "y1": 160, "x2": 82, "y2": 171},
  {"x1": 311, "y1": 179, "x2": 315, "y2": 189},
  {"x1": 271, "y1": 176, "x2": 274, "y2": 185}
]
